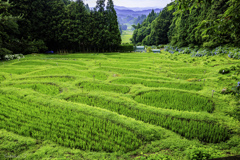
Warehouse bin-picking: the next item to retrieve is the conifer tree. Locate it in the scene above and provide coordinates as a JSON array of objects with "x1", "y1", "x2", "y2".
[
  {"x1": 0, "y1": 0, "x2": 19, "y2": 59},
  {"x1": 94, "y1": 0, "x2": 107, "y2": 52},
  {"x1": 62, "y1": 0, "x2": 88, "y2": 52},
  {"x1": 106, "y1": 0, "x2": 121, "y2": 51}
]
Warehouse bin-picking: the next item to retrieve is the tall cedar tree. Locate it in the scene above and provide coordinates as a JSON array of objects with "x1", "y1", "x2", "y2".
[
  {"x1": 94, "y1": 0, "x2": 108, "y2": 52},
  {"x1": 106, "y1": 0, "x2": 121, "y2": 51},
  {"x1": 0, "y1": 0, "x2": 19, "y2": 59},
  {"x1": 62, "y1": 0, "x2": 88, "y2": 52},
  {"x1": 7, "y1": 0, "x2": 122, "y2": 53}
]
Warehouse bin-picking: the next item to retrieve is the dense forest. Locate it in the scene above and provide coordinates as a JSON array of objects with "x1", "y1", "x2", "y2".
[
  {"x1": 0, "y1": 0, "x2": 121, "y2": 59},
  {"x1": 131, "y1": 3, "x2": 174, "y2": 46},
  {"x1": 131, "y1": 0, "x2": 240, "y2": 49},
  {"x1": 1, "y1": 0, "x2": 240, "y2": 58}
]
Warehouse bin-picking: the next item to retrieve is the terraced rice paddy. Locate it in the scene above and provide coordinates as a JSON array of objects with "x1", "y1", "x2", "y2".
[{"x1": 0, "y1": 52, "x2": 240, "y2": 160}]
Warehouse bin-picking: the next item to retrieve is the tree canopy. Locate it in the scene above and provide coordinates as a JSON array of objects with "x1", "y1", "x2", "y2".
[
  {"x1": 0, "y1": 0, "x2": 121, "y2": 57},
  {"x1": 131, "y1": 0, "x2": 240, "y2": 48}
]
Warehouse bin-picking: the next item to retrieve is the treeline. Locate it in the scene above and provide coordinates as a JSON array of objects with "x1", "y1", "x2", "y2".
[
  {"x1": 0, "y1": 0, "x2": 121, "y2": 59},
  {"x1": 131, "y1": 0, "x2": 240, "y2": 48},
  {"x1": 133, "y1": 15, "x2": 147, "y2": 25},
  {"x1": 131, "y1": 10, "x2": 160, "y2": 45}
]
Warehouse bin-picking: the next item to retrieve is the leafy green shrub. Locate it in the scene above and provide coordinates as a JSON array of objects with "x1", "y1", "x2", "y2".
[
  {"x1": 221, "y1": 82, "x2": 240, "y2": 97},
  {"x1": 219, "y1": 68, "x2": 230, "y2": 74},
  {"x1": 230, "y1": 66, "x2": 236, "y2": 71},
  {"x1": 0, "y1": 48, "x2": 13, "y2": 60},
  {"x1": 158, "y1": 44, "x2": 165, "y2": 48},
  {"x1": 185, "y1": 146, "x2": 226, "y2": 160},
  {"x1": 4, "y1": 54, "x2": 25, "y2": 61},
  {"x1": 118, "y1": 44, "x2": 134, "y2": 52},
  {"x1": 135, "y1": 153, "x2": 171, "y2": 160},
  {"x1": 228, "y1": 49, "x2": 240, "y2": 59},
  {"x1": 146, "y1": 47, "x2": 152, "y2": 53}
]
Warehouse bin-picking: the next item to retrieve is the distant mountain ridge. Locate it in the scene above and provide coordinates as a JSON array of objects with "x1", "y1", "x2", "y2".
[
  {"x1": 89, "y1": 5, "x2": 163, "y2": 26},
  {"x1": 114, "y1": 6, "x2": 163, "y2": 19},
  {"x1": 114, "y1": 5, "x2": 162, "y2": 11}
]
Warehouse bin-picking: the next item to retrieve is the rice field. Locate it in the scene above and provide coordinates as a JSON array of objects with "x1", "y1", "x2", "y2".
[{"x1": 0, "y1": 51, "x2": 240, "y2": 160}]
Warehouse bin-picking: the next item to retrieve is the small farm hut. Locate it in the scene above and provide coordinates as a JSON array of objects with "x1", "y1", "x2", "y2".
[
  {"x1": 135, "y1": 46, "x2": 146, "y2": 52},
  {"x1": 152, "y1": 49, "x2": 161, "y2": 53}
]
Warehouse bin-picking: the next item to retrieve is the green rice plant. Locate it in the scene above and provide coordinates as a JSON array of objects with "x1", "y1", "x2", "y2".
[
  {"x1": 0, "y1": 68, "x2": 35, "y2": 75},
  {"x1": 87, "y1": 71, "x2": 109, "y2": 80},
  {"x1": 30, "y1": 67, "x2": 87, "y2": 76},
  {"x1": 77, "y1": 81, "x2": 130, "y2": 94},
  {"x1": 45, "y1": 54, "x2": 107, "y2": 60},
  {"x1": 166, "y1": 73, "x2": 205, "y2": 80},
  {"x1": 12, "y1": 60, "x2": 56, "y2": 66},
  {"x1": 102, "y1": 63, "x2": 145, "y2": 70},
  {"x1": 96, "y1": 66, "x2": 156, "y2": 75},
  {"x1": 111, "y1": 78, "x2": 203, "y2": 91},
  {"x1": 66, "y1": 94, "x2": 229, "y2": 143},
  {"x1": 125, "y1": 74, "x2": 173, "y2": 81},
  {"x1": 170, "y1": 68, "x2": 207, "y2": 74},
  {"x1": 13, "y1": 76, "x2": 76, "y2": 82},
  {"x1": 30, "y1": 68, "x2": 108, "y2": 80},
  {"x1": 0, "y1": 75, "x2": 5, "y2": 81},
  {"x1": 8, "y1": 83, "x2": 60, "y2": 95},
  {"x1": 134, "y1": 90, "x2": 214, "y2": 112},
  {"x1": 0, "y1": 94, "x2": 143, "y2": 152},
  {"x1": 55, "y1": 60, "x2": 86, "y2": 66}
]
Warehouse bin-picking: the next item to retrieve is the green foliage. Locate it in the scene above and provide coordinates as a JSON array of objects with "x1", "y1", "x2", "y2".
[
  {"x1": 7, "y1": 0, "x2": 121, "y2": 54},
  {"x1": 135, "y1": 152, "x2": 171, "y2": 160},
  {"x1": 143, "y1": 3, "x2": 175, "y2": 46},
  {"x1": 185, "y1": 145, "x2": 226, "y2": 160},
  {"x1": 4, "y1": 54, "x2": 24, "y2": 60},
  {"x1": 131, "y1": 10, "x2": 158, "y2": 45},
  {"x1": 118, "y1": 44, "x2": 134, "y2": 52},
  {"x1": 0, "y1": 0, "x2": 20, "y2": 59},
  {"x1": 146, "y1": 47, "x2": 152, "y2": 53},
  {"x1": 169, "y1": 0, "x2": 240, "y2": 48},
  {"x1": 219, "y1": 68, "x2": 230, "y2": 74}
]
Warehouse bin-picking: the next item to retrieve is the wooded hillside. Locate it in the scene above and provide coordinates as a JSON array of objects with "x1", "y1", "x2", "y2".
[
  {"x1": 0, "y1": 0, "x2": 121, "y2": 59},
  {"x1": 131, "y1": 0, "x2": 240, "y2": 49}
]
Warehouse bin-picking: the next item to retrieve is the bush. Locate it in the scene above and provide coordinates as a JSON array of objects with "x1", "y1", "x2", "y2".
[
  {"x1": 185, "y1": 146, "x2": 226, "y2": 160},
  {"x1": 146, "y1": 47, "x2": 152, "y2": 53},
  {"x1": 4, "y1": 54, "x2": 25, "y2": 61},
  {"x1": 228, "y1": 51, "x2": 240, "y2": 59},
  {"x1": 118, "y1": 44, "x2": 134, "y2": 52},
  {"x1": 8, "y1": 39, "x2": 48, "y2": 54},
  {"x1": 158, "y1": 44, "x2": 165, "y2": 48},
  {"x1": 0, "y1": 48, "x2": 13, "y2": 60},
  {"x1": 219, "y1": 68, "x2": 230, "y2": 74}
]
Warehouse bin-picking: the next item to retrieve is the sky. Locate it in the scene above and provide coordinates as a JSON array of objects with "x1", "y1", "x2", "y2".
[{"x1": 84, "y1": 0, "x2": 173, "y2": 8}]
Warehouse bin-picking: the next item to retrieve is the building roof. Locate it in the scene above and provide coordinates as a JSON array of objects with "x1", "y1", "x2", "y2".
[
  {"x1": 152, "y1": 49, "x2": 161, "y2": 51},
  {"x1": 135, "y1": 46, "x2": 145, "y2": 49}
]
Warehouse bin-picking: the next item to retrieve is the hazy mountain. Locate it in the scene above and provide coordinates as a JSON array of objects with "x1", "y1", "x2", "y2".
[
  {"x1": 115, "y1": 8, "x2": 162, "y2": 18},
  {"x1": 115, "y1": 6, "x2": 162, "y2": 11},
  {"x1": 89, "y1": 5, "x2": 163, "y2": 26}
]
